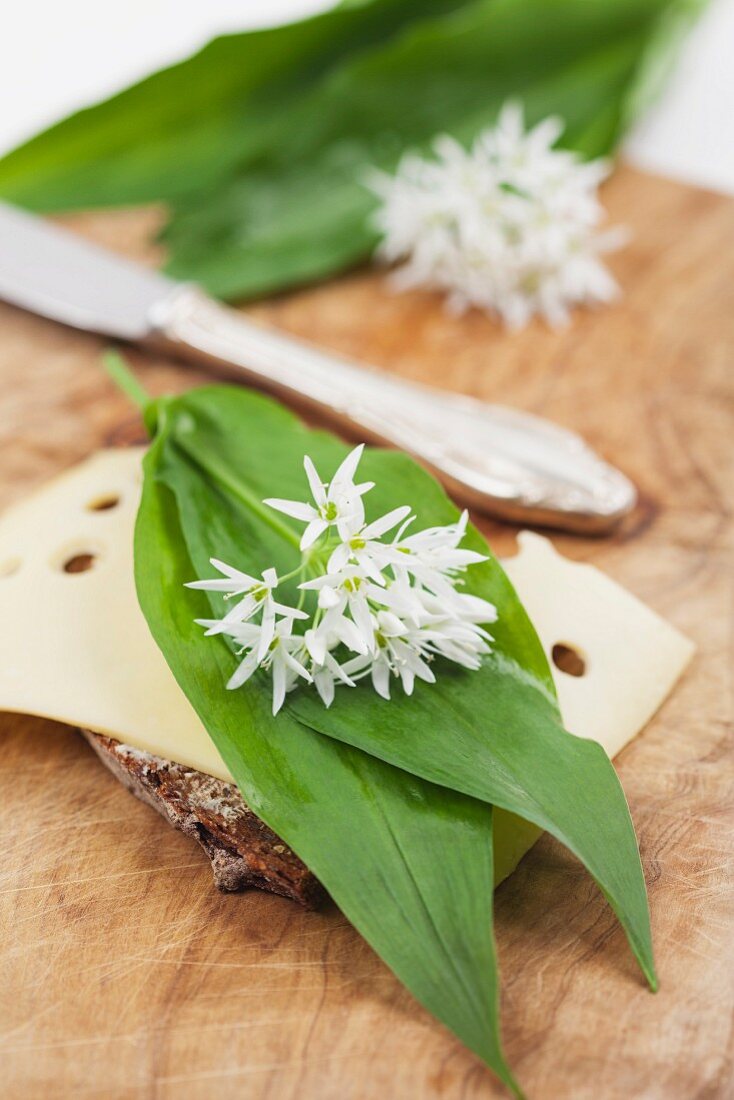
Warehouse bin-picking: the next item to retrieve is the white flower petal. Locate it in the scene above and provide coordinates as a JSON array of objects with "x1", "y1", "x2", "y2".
[
  {"x1": 412, "y1": 655, "x2": 436, "y2": 684},
  {"x1": 332, "y1": 444, "x2": 364, "y2": 489},
  {"x1": 336, "y1": 496, "x2": 365, "y2": 542},
  {"x1": 257, "y1": 606, "x2": 276, "y2": 661},
  {"x1": 303, "y1": 455, "x2": 327, "y2": 509},
  {"x1": 305, "y1": 626, "x2": 327, "y2": 665},
  {"x1": 332, "y1": 613, "x2": 370, "y2": 655},
  {"x1": 327, "y1": 542, "x2": 351, "y2": 574},
  {"x1": 272, "y1": 601, "x2": 309, "y2": 620},
  {"x1": 299, "y1": 574, "x2": 333, "y2": 591},
  {"x1": 318, "y1": 586, "x2": 342, "y2": 610},
  {"x1": 226, "y1": 648, "x2": 261, "y2": 691},
  {"x1": 186, "y1": 578, "x2": 244, "y2": 592},
  {"x1": 394, "y1": 513, "x2": 416, "y2": 542},
  {"x1": 400, "y1": 666, "x2": 415, "y2": 695},
  {"x1": 361, "y1": 505, "x2": 412, "y2": 541},
  {"x1": 271, "y1": 659, "x2": 287, "y2": 715},
  {"x1": 313, "y1": 668, "x2": 336, "y2": 708},
  {"x1": 264, "y1": 498, "x2": 317, "y2": 522},
  {"x1": 325, "y1": 652, "x2": 355, "y2": 686},
  {"x1": 342, "y1": 653, "x2": 371, "y2": 678},
  {"x1": 282, "y1": 650, "x2": 313, "y2": 683},
  {"x1": 301, "y1": 517, "x2": 329, "y2": 550},
  {"x1": 349, "y1": 594, "x2": 376, "y2": 651},
  {"x1": 376, "y1": 610, "x2": 406, "y2": 636},
  {"x1": 195, "y1": 617, "x2": 229, "y2": 636},
  {"x1": 371, "y1": 660, "x2": 391, "y2": 700},
  {"x1": 456, "y1": 593, "x2": 498, "y2": 623},
  {"x1": 353, "y1": 547, "x2": 387, "y2": 585},
  {"x1": 207, "y1": 558, "x2": 248, "y2": 579},
  {"x1": 220, "y1": 594, "x2": 259, "y2": 626}
]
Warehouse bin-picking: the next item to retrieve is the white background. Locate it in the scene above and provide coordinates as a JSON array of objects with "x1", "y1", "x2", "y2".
[{"x1": 0, "y1": 0, "x2": 732, "y2": 194}]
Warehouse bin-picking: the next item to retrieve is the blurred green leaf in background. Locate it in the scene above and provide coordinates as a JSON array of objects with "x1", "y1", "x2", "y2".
[{"x1": 0, "y1": 0, "x2": 706, "y2": 298}]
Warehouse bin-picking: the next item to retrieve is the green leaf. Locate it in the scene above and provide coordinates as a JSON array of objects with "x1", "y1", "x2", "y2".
[
  {"x1": 140, "y1": 384, "x2": 655, "y2": 979},
  {"x1": 0, "y1": 0, "x2": 465, "y2": 211},
  {"x1": 289, "y1": 456, "x2": 657, "y2": 989},
  {"x1": 0, "y1": 0, "x2": 705, "y2": 299},
  {"x1": 137, "y1": 406, "x2": 520, "y2": 1094},
  {"x1": 134, "y1": 381, "x2": 658, "y2": 1088},
  {"x1": 162, "y1": 0, "x2": 702, "y2": 298}
]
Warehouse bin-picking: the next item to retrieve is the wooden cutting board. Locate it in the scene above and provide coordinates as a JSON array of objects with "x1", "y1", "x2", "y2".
[{"x1": 0, "y1": 167, "x2": 732, "y2": 1100}]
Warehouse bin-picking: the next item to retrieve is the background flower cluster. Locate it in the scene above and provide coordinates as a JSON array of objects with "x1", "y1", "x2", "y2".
[{"x1": 371, "y1": 102, "x2": 625, "y2": 329}]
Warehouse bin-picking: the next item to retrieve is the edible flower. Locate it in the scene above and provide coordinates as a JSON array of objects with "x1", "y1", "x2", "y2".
[
  {"x1": 369, "y1": 101, "x2": 625, "y2": 328},
  {"x1": 189, "y1": 446, "x2": 497, "y2": 714}
]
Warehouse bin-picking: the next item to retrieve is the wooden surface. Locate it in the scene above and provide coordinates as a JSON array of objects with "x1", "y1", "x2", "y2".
[{"x1": 0, "y1": 167, "x2": 733, "y2": 1099}]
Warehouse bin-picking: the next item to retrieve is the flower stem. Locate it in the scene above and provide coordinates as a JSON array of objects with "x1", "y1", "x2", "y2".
[
  {"x1": 103, "y1": 350, "x2": 150, "y2": 411},
  {"x1": 175, "y1": 437, "x2": 302, "y2": 551}
]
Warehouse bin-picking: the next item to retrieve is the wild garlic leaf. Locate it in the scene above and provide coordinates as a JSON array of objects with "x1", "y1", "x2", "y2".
[
  {"x1": 0, "y1": 0, "x2": 705, "y2": 298},
  {"x1": 137, "y1": 408, "x2": 520, "y2": 1095},
  {"x1": 142, "y1": 385, "x2": 655, "y2": 995},
  {"x1": 0, "y1": 0, "x2": 465, "y2": 211},
  {"x1": 162, "y1": 0, "x2": 699, "y2": 298}
]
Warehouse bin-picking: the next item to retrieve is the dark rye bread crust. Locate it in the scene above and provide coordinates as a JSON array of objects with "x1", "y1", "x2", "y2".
[{"x1": 82, "y1": 731, "x2": 324, "y2": 908}]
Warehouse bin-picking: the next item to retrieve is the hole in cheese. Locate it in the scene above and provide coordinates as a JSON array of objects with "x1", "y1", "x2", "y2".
[
  {"x1": 0, "y1": 556, "x2": 20, "y2": 578},
  {"x1": 63, "y1": 552, "x2": 97, "y2": 574},
  {"x1": 551, "y1": 642, "x2": 586, "y2": 678},
  {"x1": 87, "y1": 493, "x2": 121, "y2": 512}
]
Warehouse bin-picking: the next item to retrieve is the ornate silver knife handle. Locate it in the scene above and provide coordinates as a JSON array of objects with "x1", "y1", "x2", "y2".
[{"x1": 150, "y1": 285, "x2": 636, "y2": 533}]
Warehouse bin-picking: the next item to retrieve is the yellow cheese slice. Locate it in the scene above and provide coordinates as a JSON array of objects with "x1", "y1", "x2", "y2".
[
  {"x1": 0, "y1": 449, "x2": 224, "y2": 778},
  {"x1": 503, "y1": 531, "x2": 694, "y2": 758},
  {"x1": 0, "y1": 450, "x2": 693, "y2": 883}
]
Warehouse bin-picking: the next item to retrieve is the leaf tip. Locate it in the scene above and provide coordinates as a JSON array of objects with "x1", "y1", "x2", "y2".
[{"x1": 503, "y1": 1068, "x2": 526, "y2": 1100}]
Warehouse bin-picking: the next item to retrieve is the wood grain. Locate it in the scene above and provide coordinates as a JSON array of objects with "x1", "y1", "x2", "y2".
[{"x1": 0, "y1": 167, "x2": 732, "y2": 1099}]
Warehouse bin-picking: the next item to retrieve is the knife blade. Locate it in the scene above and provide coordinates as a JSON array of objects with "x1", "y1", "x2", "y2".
[{"x1": 0, "y1": 202, "x2": 636, "y2": 532}]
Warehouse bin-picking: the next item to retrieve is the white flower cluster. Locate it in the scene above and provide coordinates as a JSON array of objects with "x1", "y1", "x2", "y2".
[
  {"x1": 369, "y1": 102, "x2": 625, "y2": 329},
  {"x1": 189, "y1": 445, "x2": 497, "y2": 715}
]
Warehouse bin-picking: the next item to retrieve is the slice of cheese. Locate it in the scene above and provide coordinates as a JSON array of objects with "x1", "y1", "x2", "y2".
[
  {"x1": 0, "y1": 449, "x2": 226, "y2": 779},
  {"x1": 0, "y1": 450, "x2": 694, "y2": 883},
  {"x1": 503, "y1": 532, "x2": 694, "y2": 759}
]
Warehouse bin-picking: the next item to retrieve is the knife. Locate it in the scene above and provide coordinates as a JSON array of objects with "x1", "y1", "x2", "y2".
[{"x1": 0, "y1": 202, "x2": 635, "y2": 532}]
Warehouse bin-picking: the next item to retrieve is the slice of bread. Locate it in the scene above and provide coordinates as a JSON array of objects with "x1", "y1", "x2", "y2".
[{"x1": 82, "y1": 730, "x2": 324, "y2": 908}]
